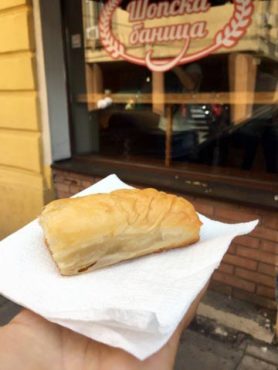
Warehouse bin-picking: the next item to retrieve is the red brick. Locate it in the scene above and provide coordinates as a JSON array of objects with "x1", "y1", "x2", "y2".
[
  {"x1": 53, "y1": 174, "x2": 66, "y2": 184},
  {"x1": 238, "y1": 205, "x2": 258, "y2": 213},
  {"x1": 55, "y1": 183, "x2": 70, "y2": 193},
  {"x1": 55, "y1": 176, "x2": 77, "y2": 186},
  {"x1": 235, "y1": 268, "x2": 275, "y2": 288},
  {"x1": 56, "y1": 191, "x2": 70, "y2": 199},
  {"x1": 68, "y1": 184, "x2": 82, "y2": 195},
  {"x1": 258, "y1": 262, "x2": 276, "y2": 277},
  {"x1": 223, "y1": 254, "x2": 258, "y2": 271},
  {"x1": 251, "y1": 226, "x2": 278, "y2": 243},
  {"x1": 193, "y1": 201, "x2": 214, "y2": 217},
  {"x1": 218, "y1": 262, "x2": 234, "y2": 274},
  {"x1": 72, "y1": 179, "x2": 80, "y2": 185},
  {"x1": 209, "y1": 280, "x2": 232, "y2": 296},
  {"x1": 183, "y1": 195, "x2": 195, "y2": 203},
  {"x1": 237, "y1": 246, "x2": 276, "y2": 265},
  {"x1": 53, "y1": 173, "x2": 72, "y2": 182},
  {"x1": 82, "y1": 180, "x2": 94, "y2": 188},
  {"x1": 213, "y1": 271, "x2": 256, "y2": 292},
  {"x1": 53, "y1": 174, "x2": 64, "y2": 183},
  {"x1": 260, "y1": 211, "x2": 278, "y2": 230},
  {"x1": 261, "y1": 240, "x2": 278, "y2": 255},
  {"x1": 194, "y1": 196, "x2": 215, "y2": 206},
  {"x1": 73, "y1": 174, "x2": 92, "y2": 183},
  {"x1": 233, "y1": 236, "x2": 259, "y2": 249},
  {"x1": 67, "y1": 179, "x2": 77, "y2": 185},
  {"x1": 257, "y1": 285, "x2": 275, "y2": 300},
  {"x1": 92, "y1": 177, "x2": 102, "y2": 183},
  {"x1": 233, "y1": 288, "x2": 276, "y2": 310},
  {"x1": 53, "y1": 172, "x2": 120, "y2": 199},
  {"x1": 209, "y1": 199, "x2": 230, "y2": 211},
  {"x1": 227, "y1": 243, "x2": 237, "y2": 255},
  {"x1": 214, "y1": 200, "x2": 240, "y2": 211},
  {"x1": 215, "y1": 207, "x2": 258, "y2": 223}
]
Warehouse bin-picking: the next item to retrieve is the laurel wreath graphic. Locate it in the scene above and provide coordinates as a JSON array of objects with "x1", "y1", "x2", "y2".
[
  {"x1": 99, "y1": 0, "x2": 125, "y2": 59},
  {"x1": 215, "y1": 0, "x2": 253, "y2": 48},
  {"x1": 99, "y1": 0, "x2": 254, "y2": 71}
]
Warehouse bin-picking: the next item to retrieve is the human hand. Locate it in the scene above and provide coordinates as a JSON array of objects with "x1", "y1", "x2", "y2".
[{"x1": 0, "y1": 285, "x2": 207, "y2": 370}]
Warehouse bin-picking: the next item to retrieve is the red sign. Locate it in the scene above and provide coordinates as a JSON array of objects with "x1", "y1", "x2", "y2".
[{"x1": 99, "y1": 0, "x2": 254, "y2": 72}]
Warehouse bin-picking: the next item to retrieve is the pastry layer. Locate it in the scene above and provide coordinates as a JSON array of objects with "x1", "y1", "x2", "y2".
[{"x1": 39, "y1": 188, "x2": 202, "y2": 275}]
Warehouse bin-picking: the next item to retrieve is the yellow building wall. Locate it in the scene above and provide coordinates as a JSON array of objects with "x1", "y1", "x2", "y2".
[{"x1": 0, "y1": 0, "x2": 53, "y2": 239}]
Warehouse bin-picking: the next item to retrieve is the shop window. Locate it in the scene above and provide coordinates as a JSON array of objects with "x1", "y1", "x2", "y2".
[{"x1": 60, "y1": 0, "x2": 278, "y2": 206}]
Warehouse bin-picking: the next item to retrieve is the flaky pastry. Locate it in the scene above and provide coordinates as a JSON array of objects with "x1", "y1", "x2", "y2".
[{"x1": 39, "y1": 188, "x2": 201, "y2": 275}]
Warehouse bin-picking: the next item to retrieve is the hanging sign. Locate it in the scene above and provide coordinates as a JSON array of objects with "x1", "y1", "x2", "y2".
[{"x1": 99, "y1": 0, "x2": 254, "y2": 72}]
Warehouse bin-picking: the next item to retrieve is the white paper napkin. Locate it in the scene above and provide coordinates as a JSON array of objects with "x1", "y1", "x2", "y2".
[{"x1": 0, "y1": 175, "x2": 258, "y2": 360}]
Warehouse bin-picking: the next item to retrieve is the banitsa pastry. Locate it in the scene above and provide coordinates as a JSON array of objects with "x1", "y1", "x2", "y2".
[{"x1": 39, "y1": 188, "x2": 201, "y2": 275}]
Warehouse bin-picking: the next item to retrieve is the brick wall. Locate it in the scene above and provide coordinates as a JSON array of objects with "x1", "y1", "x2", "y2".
[{"x1": 53, "y1": 169, "x2": 277, "y2": 310}]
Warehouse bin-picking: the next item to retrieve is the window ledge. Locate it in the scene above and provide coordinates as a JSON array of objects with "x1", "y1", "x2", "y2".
[{"x1": 52, "y1": 156, "x2": 278, "y2": 210}]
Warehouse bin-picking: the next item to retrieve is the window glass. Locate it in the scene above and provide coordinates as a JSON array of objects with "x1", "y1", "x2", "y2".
[{"x1": 63, "y1": 0, "x2": 278, "y2": 177}]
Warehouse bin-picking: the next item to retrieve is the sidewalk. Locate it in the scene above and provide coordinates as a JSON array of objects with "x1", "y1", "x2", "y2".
[
  {"x1": 0, "y1": 295, "x2": 21, "y2": 326},
  {"x1": 0, "y1": 295, "x2": 277, "y2": 369},
  {"x1": 175, "y1": 290, "x2": 278, "y2": 370},
  {"x1": 176, "y1": 322, "x2": 278, "y2": 370}
]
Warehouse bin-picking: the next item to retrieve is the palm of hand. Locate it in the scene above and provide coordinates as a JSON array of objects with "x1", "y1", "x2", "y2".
[
  {"x1": 0, "y1": 310, "x2": 181, "y2": 370},
  {"x1": 0, "y1": 285, "x2": 207, "y2": 370}
]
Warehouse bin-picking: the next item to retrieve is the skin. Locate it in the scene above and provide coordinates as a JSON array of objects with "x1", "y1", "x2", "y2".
[{"x1": 0, "y1": 285, "x2": 208, "y2": 370}]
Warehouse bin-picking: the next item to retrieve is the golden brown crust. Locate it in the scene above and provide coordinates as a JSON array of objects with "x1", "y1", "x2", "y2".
[{"x1": 39, "y1": 188, "x2": 202, "y2": 275}]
